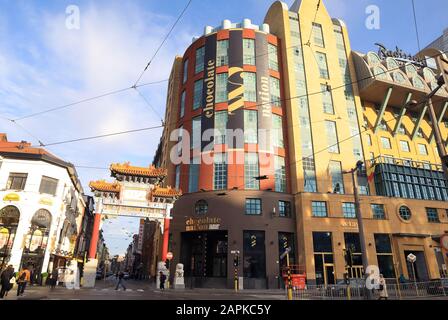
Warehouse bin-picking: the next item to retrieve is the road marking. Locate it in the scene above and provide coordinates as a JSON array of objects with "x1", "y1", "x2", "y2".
[{"x1": 137, "y1": 289, "x2": 144, "y2": 292}]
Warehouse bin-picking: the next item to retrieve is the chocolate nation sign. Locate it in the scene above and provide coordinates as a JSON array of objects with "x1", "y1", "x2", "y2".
[{"x1": 185, "y1": 217, "x2": 221, "y2": 231}]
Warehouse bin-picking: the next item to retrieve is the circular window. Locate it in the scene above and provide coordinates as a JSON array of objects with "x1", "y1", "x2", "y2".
[
  {"x1": 399, "y1": 206, "x2": 412, "y2": 221},
  {"x1": 195, "y1": 200, "x2": 208, "y2": 215}
]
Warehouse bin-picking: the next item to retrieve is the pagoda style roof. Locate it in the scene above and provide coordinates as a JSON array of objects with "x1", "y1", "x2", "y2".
[
  {"x1": 110, "y1": 162, "x2": 167, "y2": 178},
  {"x1": 152, "y1": 186, "x2": 182, "y2": 198},
  {"x1": 89, "y1": 180, "x2": 120, "y2": 193}
]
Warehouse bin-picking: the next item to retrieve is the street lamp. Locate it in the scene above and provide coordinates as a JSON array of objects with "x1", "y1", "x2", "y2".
[{"x1": 342, "y1": 160, "x2": 372, "y2": 299}]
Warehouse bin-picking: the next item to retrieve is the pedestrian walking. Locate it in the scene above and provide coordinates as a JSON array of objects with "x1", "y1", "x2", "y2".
[
  {"x1": 378, "y1": 274, "x2": 388, "y2": 300},
  {"x1": 50, "y1": 268, "x2": 59, "y2": 289},
  {"x1": 115, "y1": 271, "x2": 126, "y2": 291},
  {"x1": 159, "y1": 271, "x2": 166, "y2": 290},
  {"x1": 0, "y1": 265, "x2": 14, "y2": 298},
  {"x1": 16, "y1": 266, "x2": 31, "y2": 296}
]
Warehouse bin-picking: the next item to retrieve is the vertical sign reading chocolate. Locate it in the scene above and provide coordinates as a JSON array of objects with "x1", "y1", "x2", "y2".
[
  {"x1": 255, "y1": 32, "x2": 272, "y2": 152},
  {"x1": 227, "y1": 30, "x2": 244, "y2": 149},
  {"x1": 201, "y1": 33, "x2": 217, "y2": 151}
]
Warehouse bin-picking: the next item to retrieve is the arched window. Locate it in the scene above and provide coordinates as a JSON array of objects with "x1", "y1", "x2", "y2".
[
  {"x1": 386, "y1": 57, "x2": 399, "y2": 70},
  {"x1": 23, "y1": 209, "x2": 51, "y2": 254},
  {"x1": 412, "y1": 76, "x2": 426, "y2": 89},
  {"x1": 373, "y1": 66, "x2": 390, "y2": 80},
  {"x1": 366, "y1": 52, "x2": 381, "y2": 66},
  {"x1": 399, "y1": 206, "x2": 412, "y2": 221},
  {"x1": 195, "y1": 200, "x2": 208, "y2": 215},
  {"x1": 405, "y1": 64, "x2": 417, "y2": 77},
  {"x1": 0, "y1": 206, "x2": 20, "y2": 267},
  {"x1": 393, "y1": 72, "x2": 408, "y2": 85}
]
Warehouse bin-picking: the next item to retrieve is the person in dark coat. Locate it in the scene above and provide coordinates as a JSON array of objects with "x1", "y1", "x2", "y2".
[
  {"x1": 0, "y1": 265, "x2": 14, "y2": 298},
  {"x1": 50, "y1": 268, "x2": 59, "y2": 289},
  {"x1": 115, "y1": 271, "x2": 126, "y2": 291},
  {"x1": 159, "y1": 271, "x2": 166, "y2": 290}
]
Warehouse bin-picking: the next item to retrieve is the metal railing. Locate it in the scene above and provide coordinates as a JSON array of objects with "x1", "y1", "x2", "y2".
[{"x1": 289, "y1": 279, "x2": 448, "y2": 300}]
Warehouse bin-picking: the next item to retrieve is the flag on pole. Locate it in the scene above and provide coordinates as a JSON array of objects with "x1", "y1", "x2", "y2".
[{"x1": 367, "y1": 163, "x2": 377, "y2": 183}]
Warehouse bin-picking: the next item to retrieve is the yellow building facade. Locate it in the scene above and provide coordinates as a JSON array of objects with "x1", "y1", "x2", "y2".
[{"x1": 265, "y1": 0, "x2": 448, "y2": 284}]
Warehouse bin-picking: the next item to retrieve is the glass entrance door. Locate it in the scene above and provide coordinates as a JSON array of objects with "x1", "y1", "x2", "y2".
[{"x1": 324, "y1": 264, "x2": 335, "y2": 285}]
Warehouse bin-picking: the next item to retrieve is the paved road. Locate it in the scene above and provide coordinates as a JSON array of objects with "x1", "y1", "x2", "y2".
[{"x1": 0, "y1": 278, "x2": 287, "y2": 300}]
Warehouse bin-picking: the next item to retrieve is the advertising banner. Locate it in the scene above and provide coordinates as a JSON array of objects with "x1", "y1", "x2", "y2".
[
  {"x1": 227, "y1": 30, "x2": 245, "y2": 150},
  {"x1": 255, "y1": 32, "x2": 272, "y2": 152},
  {"x1": 201, "y1": 33, "x2": 217, "y2": 151}
]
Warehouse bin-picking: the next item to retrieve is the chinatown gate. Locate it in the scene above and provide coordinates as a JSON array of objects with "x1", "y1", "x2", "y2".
[{"x1": 86, "y1": 163, "x2": 181, "y2": 287}]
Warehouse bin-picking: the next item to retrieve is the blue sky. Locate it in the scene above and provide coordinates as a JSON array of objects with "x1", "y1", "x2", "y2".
[{"x1": 0, "y1": 0, "x2": 447, "y2": 256}]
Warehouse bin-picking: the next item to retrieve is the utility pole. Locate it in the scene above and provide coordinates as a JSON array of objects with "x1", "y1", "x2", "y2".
[
  {"x1": 406, "y1": 55, "x2": 448, "y2": 181},
  {"x1": 343, "y1": 160, "x2": 372, "y2": 299}
]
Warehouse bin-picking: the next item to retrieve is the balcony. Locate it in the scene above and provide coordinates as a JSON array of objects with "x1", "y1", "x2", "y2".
[{"x1": 371, "y1": 156, "x2": 448, "y2": 201}]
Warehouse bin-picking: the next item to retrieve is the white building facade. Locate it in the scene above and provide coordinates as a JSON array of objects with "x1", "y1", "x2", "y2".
[{"x1": 0, "y1": 135, "x2": 85, "y2": 282}]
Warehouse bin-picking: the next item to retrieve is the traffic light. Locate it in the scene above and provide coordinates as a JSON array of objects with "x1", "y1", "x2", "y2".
[
  {"x1": 233, "y1": 255, "x2": 239, "y2": 267},
  {"x1": 437, "y1": 55, "x2": 448, "y2": 88}
]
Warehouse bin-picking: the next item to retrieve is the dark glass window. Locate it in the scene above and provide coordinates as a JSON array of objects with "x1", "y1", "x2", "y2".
[
  {"x1": 245, "y1": 198, "x2": 262, "y2": 215},
  {"x1": 243, "y1": 231, "x2": 266, "y2": 278},
  {"x1": 342, "y1": 202, "x2": 356, "y2": 218},
  {"x1": 374, "y1": 234, "x2": 392, "y2": 253},
  {"x1": 344, "y1": 233, "x2": 361, "y2": 253},
  {"x1": 38, "y1": 176, "x2": 58, "y2": 196},
  {"x1": 426, "y1": 208, "x2": 440, "y2": 223},
  {"x1": 311, "y1": 201, "x2": 327, "y2": 217},
  {"x1": 195, "y1": 200, "x2": 208, "y2": 215},
  {"x1": 371, "y1": 204, "x2": 385, "y2": 219},
  {"x1": 278, "y1": 201, "x2": 291, "y2": 217},
  {"x1": 399, "y1": 206, "x2": 411, "y2": 221},
  {"x1": 6, "y1": 173, "x2": 27, "y2": 191},
  {"x1": 313, "y1": 232, "x2": 332, "y2": 252}
]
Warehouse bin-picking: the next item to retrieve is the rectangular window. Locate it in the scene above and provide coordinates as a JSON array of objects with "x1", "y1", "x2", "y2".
[
  {"x1": 274, "y1": 156, "x2": 286, "y2": 192},
  {"x1": 268, "y1": 44, "x2": 279, "y2": 71},
  {"x1": 188, "y1": 160, "x2": 199, "y2": 193},
  {"x1": 244, "y1": 110, "x2": 258, "y2": 143},
  {"x1": 316, "y1": 52, "x2": 329, "y2": 79},
  {"x1": 313, "y1": 232, "x2": 332, "y2": 252},
  {"x1": 374, "y1": 234, "x2": 395, "y2": 278},
  {"x1": 216, "y1": 40, "x2": 229, "y2": 67},
  {"x1": 215, "y1": 73, "x2": 228, "y2": 103},
  {"x1": 6, "y1": 173, "x2": 27, "y2": 191},
  {"x1": 279, "y1": 201, "x2": 291, "y2": 217},
  {"x1": 214, "y1": 153, "x2": 227, "y2": 190},
  {"x1": 193, "y1": 80, "x2": 203, "y2": 110},
  {"x1": 342, "y1": 202, "x2": 356, "y2": 218},
  {"x1": 214, "y1": 111, "x2": 228, "y2": 144},
  {"x1": 426, "y1": 208, "x2": 440, "y2": 223},
  {"x1": 191, "y1": 116, "x2": 201, "y2": 149},
  {"x1": 381, "y1": 137, "x2": 391, "y2": 149},
  {"x1": 272, "y1": 114, "x2": 284, "y2": 148},
  {"x1": 175, "y1": 166, "x2": 180, "y2": 189},
  {"x1": 329, "y1": 160, "x2": 344, "y2": 194},
  {"x1": 312, "y1": 201, "x2": 328, "y2": 217},
  {"x1": 183, "y1": 59, "x2": 188, "y2": 84},
  {"x1": 400, "y1": 140, "x2": 410, "y2": 152},
  {"x1": 325, "y1": 121, "x2": 339, "y2": 153},
  {"x1": 270, "y1": 77, "x2": 281, "y2": 106},
  {"x1": 195, "y1": 46, "x2": 205, "y2": 74},
  {"x1": 245, "y1": 153, "x2": 259, "y2": 190},
  {"x1": 371, "y1": 204, "x2": 385, "y2": 219},
  {"x1": 312, "y1": 23, "x2": 325, "y2": 47},
  {"x1": 39, "y1": 176, "x2": 58, "y2": 196},
  {"x1": 321, "y1": 84, "x2": 334, "y2": 114},
  {"x1": 243, "y1": 72, "x2": 257, "y2": 102},
  {"x1": 245, "y1": 198, "x2": 262, "y2": 215},
  {"x1": 418, "y1": 143, "x2": 428, "y2": 155},
  {"x1": 243, "y1": 38, "x2": 255, "y2": 65},
  {"x1": 180, "y1": 91, "x2": 186, "y2": 118}
]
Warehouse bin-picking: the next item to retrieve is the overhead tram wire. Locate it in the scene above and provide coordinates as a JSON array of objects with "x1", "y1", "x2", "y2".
[
  {"x1": 133, "y1": 0, "x2": 194, "y2": 87},
  {"x1": 133, "y1": 87, "x2": 164, "y2": 123},
  {"x1": 11, "y1": 79, "x2": 169, "y2": 122}
]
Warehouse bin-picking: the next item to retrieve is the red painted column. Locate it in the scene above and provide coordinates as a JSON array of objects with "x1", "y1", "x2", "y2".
[
  {"x1": 161, "y1": 218, "x2": 170, "y2": 261},
  {"x1": 88, "y1": 213, "x2": 102, "y2": 259}
]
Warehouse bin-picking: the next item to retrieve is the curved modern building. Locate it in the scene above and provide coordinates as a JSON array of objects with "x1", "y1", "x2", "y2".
[{"x1": 154, "y1": 0, "x2": 448, "y2": 289}]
